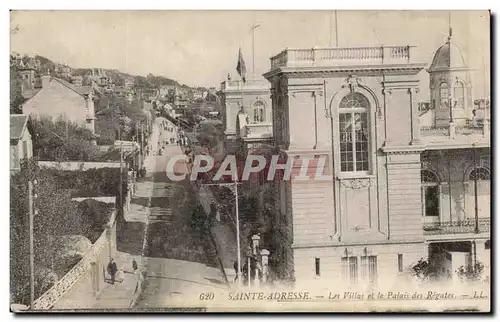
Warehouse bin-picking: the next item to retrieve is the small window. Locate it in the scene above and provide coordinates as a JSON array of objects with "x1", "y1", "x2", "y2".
[
  {"x1": 368, "y1": 256, "x2": 377, "y2": 285},
  {"x1": 22, "y1": 141, "x2": 28, "y2": 159},
  {"x1": 315, "y1": 258, "x2": 320, "y2": 276},
  {"x1": 485, "y1": 240, "x2": 490, "y2": 250},
  {"x1": 253, "y1": 101, "x2": 265, "y2": 123},
  {"x1": 398, "y1": 254, "x2": 403, "y2": 273},
  {"x1": 342, "y1": 256, "x2": 358, "y2": 284}
]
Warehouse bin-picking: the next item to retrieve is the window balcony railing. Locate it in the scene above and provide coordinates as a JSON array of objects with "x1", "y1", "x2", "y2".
[
  {"x1": 269, "y1": 45, "x2": 416, "y2": 70},
  {"x1": 423, "y1": 218, "x2": 490, "y2": 235},
  {"x1": 241, "y1": 123, "x2": 273, "y2": 140}
]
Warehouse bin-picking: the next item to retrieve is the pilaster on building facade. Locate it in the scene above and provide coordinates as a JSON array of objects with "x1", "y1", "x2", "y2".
[{"x1": 263, "y1": 43, "x2": 490, "y2": 287}]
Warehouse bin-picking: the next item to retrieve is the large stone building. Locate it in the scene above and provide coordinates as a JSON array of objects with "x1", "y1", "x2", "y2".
[
  {"x1": 21, "y1": 74, "x2": 99, "y2": 134},
  {"x1": 261, "y1": 34, "x2": 490, "y2": 287}
]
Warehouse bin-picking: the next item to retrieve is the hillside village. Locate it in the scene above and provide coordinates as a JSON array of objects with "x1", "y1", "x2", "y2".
[{"x1": 9, "y1": 52, "x2": 223, "y2": 309}]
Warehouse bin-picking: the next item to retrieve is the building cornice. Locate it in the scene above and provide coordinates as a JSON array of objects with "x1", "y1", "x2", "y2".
[
  {"x1": 263, "y1": 63, "x2": 427, "y2": 80},
  {"x1": 292, "y1": 238, "x2": 425, "y2": 249}
]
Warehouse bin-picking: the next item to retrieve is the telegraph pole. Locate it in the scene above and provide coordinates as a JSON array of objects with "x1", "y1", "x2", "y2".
[
  {"x1": 202, "y1": 181, "x2": 242, "y2": 286},
  {"x1": 140, "y1": 123, "x2": 144, "y2": 167},
  {"x1": 119, "y1": 128, "x2": 123, "y2": 211},
  {"x1": 234, "y1": 181, "x2": 241, "y2": 285},
  {"x1": 28, "y1": 180, "x2": 35, "y2": 307}
]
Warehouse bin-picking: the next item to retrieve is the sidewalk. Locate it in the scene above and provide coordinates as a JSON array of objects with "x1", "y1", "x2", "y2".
[
  {"x1": 93, "y1": 251, "x2": 143, "y2": 309},
  {"x1": 196, "y1": 186, "x2": 247, "y2": 285}
]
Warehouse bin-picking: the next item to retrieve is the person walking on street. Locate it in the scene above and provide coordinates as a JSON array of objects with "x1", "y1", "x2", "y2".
[
  {"x1": 107, "y1": 258, "x2": 118, "y2": 285},
  {"x1": 132, "y1": 258, "x2": 138, "y2": 274},
  {"x1": 233, "y1": 261, "x2": 239, "y2": 282}
]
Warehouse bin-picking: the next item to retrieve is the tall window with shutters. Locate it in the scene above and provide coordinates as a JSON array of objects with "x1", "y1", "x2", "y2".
[{"x1": 338, "y1": 93, "x2": 370, "y2": 174}]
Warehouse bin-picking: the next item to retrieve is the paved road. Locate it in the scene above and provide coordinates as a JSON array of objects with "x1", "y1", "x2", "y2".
[{"x1": 133, "y1": 118, "x2": 227, "y2": 309}]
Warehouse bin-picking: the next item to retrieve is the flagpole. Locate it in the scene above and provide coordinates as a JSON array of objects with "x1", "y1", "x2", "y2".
[
  {"x1": 251, "y1": 24, "x2": 260, "y2": 80},
  {"x1": 335, "y1": 10, "x2": 339, "y2": 47}
]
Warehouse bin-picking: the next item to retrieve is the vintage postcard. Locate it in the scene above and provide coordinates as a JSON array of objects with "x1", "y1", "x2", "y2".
[{"x1": 9, "y1": 10, "x2": 491, "y2": 313}]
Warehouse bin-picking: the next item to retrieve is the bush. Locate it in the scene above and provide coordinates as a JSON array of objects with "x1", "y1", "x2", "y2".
[
  {"x1": 456, "y1": 261, "x2": 485, "y2": 283},
  {"x1": 32, "y1": 117, "x2": 100, "y2": 161},
  {"x1": 411, "y1": 258, "x2": 440, "y2": 283}
]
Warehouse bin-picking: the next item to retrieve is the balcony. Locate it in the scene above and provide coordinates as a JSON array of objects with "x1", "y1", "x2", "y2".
[
  {"x1": 424, "y1": 218, "x2": 490, "y2": 236},
  {"x1": 420, "y1": 120, "x2": 490, "y2": 147},
  {"x1": 269, "y1": 45, "x2": 417, "y2": 70},
  {"x1": 241, "y1": 123, "x2": 273, "y2": 141},
  {"x1": 221, "y1": 79, "x2": 270, "y2": 92}
]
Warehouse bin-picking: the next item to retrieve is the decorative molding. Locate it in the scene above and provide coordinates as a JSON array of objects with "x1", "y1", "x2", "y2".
[
  {"x1": 382, "y1": 88, "x2": 392, "y2": 96},
  {"x1": 382, "y1": 145, "x2": 425, "y2": 155},
  {"x1": 342, "y1": 75, "x2": 363, "y2": 93},
  {"x1": 407, "y1": 88, "x2": 420, "y2": 94},
  {"x1": 288, "y1": 90, "x2": 324, "y2": 98},
  {"x1": 341, "y1": 178, "x2": 372, "y2": 189}
]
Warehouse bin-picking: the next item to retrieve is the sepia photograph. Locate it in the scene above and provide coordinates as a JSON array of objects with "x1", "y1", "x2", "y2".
[{"x1": 8, "y1": 9, "x2": 491, "y2": 313}]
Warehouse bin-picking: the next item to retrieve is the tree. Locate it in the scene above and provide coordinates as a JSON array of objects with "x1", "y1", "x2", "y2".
[
  {"x1": 95, "y1": 94, "x2": 148, "y2": 144},
  {"x1": 32, "y1": 117, "x2": 100, "y2": 161},
  {"x1": 10, "y1": 159, "x2": 77, "y2": 304},
  {"x1": 196, "y1": 122, "x2": 223, "y2": 153},
  {"x1": 10, "y1": 160, "x2": 121, "y2": 305},
  {"x1": 10, "y1": 65, "x2": 25, "y2": 114}
]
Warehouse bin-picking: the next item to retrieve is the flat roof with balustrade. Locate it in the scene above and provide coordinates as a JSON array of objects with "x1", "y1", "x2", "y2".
[
  {"x1": 267, "y1": 45, "x2": 423, "y2": 72},
  {"x1": 220, "y1": 79, "x2": 270, "y2": 92}
]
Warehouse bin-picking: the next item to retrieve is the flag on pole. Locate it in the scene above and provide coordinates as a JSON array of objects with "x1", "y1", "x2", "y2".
[{"x1": 236, "y1": 47, "x2": 247, "y2": 83}]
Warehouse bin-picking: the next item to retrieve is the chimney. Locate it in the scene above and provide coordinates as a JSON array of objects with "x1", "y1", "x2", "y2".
[{"x1": 41, "y1": 70, "x2": 50, "y2": 88}]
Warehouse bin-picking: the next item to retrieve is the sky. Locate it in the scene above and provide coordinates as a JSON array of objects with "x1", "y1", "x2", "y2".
[{"x1": 10, "y1": 10, "x2": 490, "y2": 100}]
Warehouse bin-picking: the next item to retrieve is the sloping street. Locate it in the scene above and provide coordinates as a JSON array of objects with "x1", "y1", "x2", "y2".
[{"x1": 131, "y1": 118, "x2": 227, "y2": 309}]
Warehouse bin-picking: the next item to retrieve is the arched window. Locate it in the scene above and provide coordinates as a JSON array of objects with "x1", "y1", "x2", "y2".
[
  {"x1": 338, "y1": 92, "x2": 370, "y2": 173},
  {"x1": 421, "y1": 169, "x2": 440, "y2": 217},
  {"x1": 453, "y1": 81, "x2": 466, "y2": 109},
  {"x1": 253, "y1": 101, "x2": 265, "y2": 123},
  {"x1": 422, "y1": 169, "x2": 439, "y2": 183},
  {"x1": 466, "y1": 166, "x2": 490, "y2": 219},
  {"x1": 439, "y1": 83, "x2": 449, "y2": 109},
  {"x1": 469, "y1": 167, "x2": 490, "y2": 181}
]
